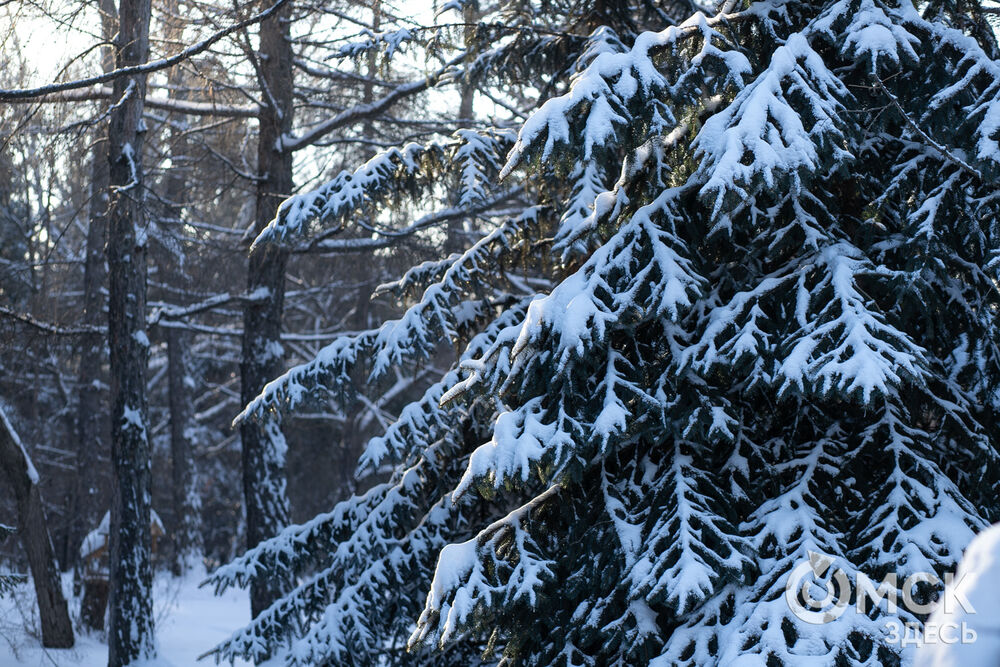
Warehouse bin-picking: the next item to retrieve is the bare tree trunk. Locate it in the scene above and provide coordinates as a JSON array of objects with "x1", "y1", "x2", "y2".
[
  {"x1": 362, "y1": 0, "x2": 381, "y2": 136},
  {"x1": 0, "y1": 407, "x2": 74, "y2": 648},
  {"x1": 166, "y1": 327, "x2": 201, "y2": 572},
  {"x1": 240, "y1": 0, "x2": 294, "y2": 629},
  {"x1": 70, "y1": 0, "x2": 117, "y2": 573},
  {"x1": 161, "y1": 0, "x2": 202, "y2": 575},
  {"x1": 458, "y1": 2, "x2": 477, "y2": 127},
  {"x1": 444, "y1": 2, "x2": 478, "y2": 255},
  {"x1": 105, "y1": 0, "x2": 155, "y2": 663}
]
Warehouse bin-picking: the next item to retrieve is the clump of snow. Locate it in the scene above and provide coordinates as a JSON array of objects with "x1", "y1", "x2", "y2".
[
  {"x1": 0, "y1": 406, "x2": 39, "y2": 485},
  {"x1": 916, "y1": 524, "x2": 1000, "y2": 667},
  {"x1": 693, "y1": 32, "x2": 848, "y2": 219},
  {"x1": 121, "y1": 405, "x2": 146, "y2": 436},
  {"x1": 80, "y1": 512, "x2": 111, "y2": 560}
]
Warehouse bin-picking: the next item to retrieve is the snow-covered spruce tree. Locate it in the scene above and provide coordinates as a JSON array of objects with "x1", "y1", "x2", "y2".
[{"x1": 209, "y1": 1, "x2": 1000, "y2": 665}]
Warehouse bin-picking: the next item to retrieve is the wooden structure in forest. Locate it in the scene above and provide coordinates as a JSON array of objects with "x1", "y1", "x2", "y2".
[{"x1": 79, "y1": 510, "x2": 164, "y2": 631}]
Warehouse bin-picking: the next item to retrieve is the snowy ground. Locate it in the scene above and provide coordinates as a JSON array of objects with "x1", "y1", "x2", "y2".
[{"x1": 0, "y1": 568, "x2": 252, "y2": 667}]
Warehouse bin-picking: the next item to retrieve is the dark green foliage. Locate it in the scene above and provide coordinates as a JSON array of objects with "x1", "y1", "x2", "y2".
[{"x1": 211, "y1": 2, "x2": 1000, "y2": 665}]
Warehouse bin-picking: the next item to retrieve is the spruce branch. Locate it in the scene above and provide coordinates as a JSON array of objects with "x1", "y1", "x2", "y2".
[{"x1": 872, "y1": 72, "x2": 983, "y2": 180}]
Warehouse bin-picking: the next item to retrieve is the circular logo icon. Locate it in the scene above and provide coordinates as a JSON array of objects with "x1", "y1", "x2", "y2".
[{"x1": 784, "y1": 551, "x2": 851, "y2": 625}]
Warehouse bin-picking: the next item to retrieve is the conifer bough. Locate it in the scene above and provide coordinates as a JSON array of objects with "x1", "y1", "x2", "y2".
[{"x1": 209, "y1": 1, "x2": 1000, "y2": 665}]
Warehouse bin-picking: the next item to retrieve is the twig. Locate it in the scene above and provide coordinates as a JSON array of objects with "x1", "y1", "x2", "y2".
[
  {"x1": 0, "y1": 0, "x2": 291, "y2": 101},
  {"x1": 0, "y1": 306, "x2": 104, "y2": 336},
  {"x1": 872, "y1": 73, "x2": 983, "y2": 179}
]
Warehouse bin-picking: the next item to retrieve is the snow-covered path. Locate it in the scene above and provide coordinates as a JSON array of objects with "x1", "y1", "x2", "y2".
[{"x1": 0, "y1": 568, "x2": 251, "y2": 666}]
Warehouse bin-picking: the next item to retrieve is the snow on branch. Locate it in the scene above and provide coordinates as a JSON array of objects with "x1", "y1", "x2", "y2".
[
  {"x1": 872, "y1": 73, "x2": 983, "y2": 179},
  {"x1": 237, "y1": 217, "x2": 537, "y2": 424},
  {"x1": 812, "y1": 0, "x2": 919, "y2": 68},
  {"x1": 410, "y1": 485, "x2": 560, "y2": 648},
  {"x1": 0, "y1": 406, "x2": 39, "y2": 485},
  {"x1": 624, "y1": 443, "x2": 754, "y2": 619},
  {"x1": 252, "y1": 142, "x2": 432, "y2": 249},
  {"x1": 896, "y1": 3, "x2": 1000, "y2": 167},
  {"x1": 692, "y1": 32, "x2": 849, "y2": 220},
  {"x1": 299, "y1": 189, "x2": 523, "y2": 255},
  {"x1": 0, "y1": 305, "x2": 104, "y2": 336},
  {"x1": 336, "y1": 28, "x2": 415, "y2": 60},
  {"x1": 777, "y1": 242, "x2": 928, "y2": 402},
  {"x1": 206, "y1": 462, "x2": 457, "y2": 665},
  {"x1": 501, "y1": 10, "x2": 751, "y2": 181},
  {"x1": 854, "y1": 402, "x2": 985, "y2": 579},
  {"x1": 357, "y1": 303, "x2": 531, "y2": 476},
  {"x1": 4, "y1": 85, "x2": 259, "y2": 117},
  {"x1": 444, "y1": 187, "x2": 702, "y2": 410},
  {"x1": 255, "y1": 129, "x2": 516, "y2": 251}
]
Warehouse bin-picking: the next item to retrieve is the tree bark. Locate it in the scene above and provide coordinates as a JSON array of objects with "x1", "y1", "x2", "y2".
[
  {"x1": 166, "y1": 327, "x2": 202, "y2": 572},
  {"x1": 0, "y1": 407, "x2": 74, "y2": 648},
  {"x1": 444, "y1": 1, "x2": 478, "y2": 255},
  {"x1": 70, "y1": 0, "x2": 117, "y2": 573},
  {"x1": 161, "y1": 0, "x2": 202, "y2": 575},
  {"x1": 105, "y1": 0, "x2": 155, "y2": 663},
  {"x1": 240, "y1": 0, "x2": 294, "y2": 628}
]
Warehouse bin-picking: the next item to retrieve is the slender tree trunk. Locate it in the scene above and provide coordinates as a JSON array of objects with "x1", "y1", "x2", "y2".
[
  {"x1": 458, "y1": 2, "x2": 477, "y2": 127},
  {"x1": 166, "y1": 327, "x2": 201, "y2": 572},
  {"x1": 161, "y1": 0, "x2": 202, "y2": 575},
  {"x1": 362, "y1": 0, "x2": 381, "y2": 136},
  {"x1": 70, "y1": 0, "x2": 117, "y2": 573},
  {"x1": 0, "y1": 407, "x2": 74, "y2": 648},
  {"x1": 105, "y1": 0, "x2": 155, "y2": 663},
  {"x1": 241, "y1": 0, "x2": 294, "y2": 628},
  {"x1": 443, "y1": 2, "x2": 478, "y2": 255}
]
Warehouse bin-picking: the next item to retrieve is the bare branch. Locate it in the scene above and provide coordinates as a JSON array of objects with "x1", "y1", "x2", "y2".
[
  {"x1": 282, "y1": 54, "x2": 464, "y2": 153},
  {"x1": 157, "y1": 319, "x2": 360, "y2": 341},
  {"x1": 0, "y1": 0, "x2": 291, "y2": 102},
  {"x1": 299, "y1": 188, "x2": 524, "y2": 254},
  {"x1": 0, "y1": 306, "x2": 104, "y2": 336},
  {"x1": 149, "y1": 291, "x2": 269, "y2": 325},
  {"x1": 7, "y1": 85, "x2": 260, "y2": 118}
]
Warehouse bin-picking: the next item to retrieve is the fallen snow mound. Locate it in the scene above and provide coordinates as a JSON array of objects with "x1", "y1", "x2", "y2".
[{"x1": 916, "y1": 523, "x2": 1000, "y2": 667}]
